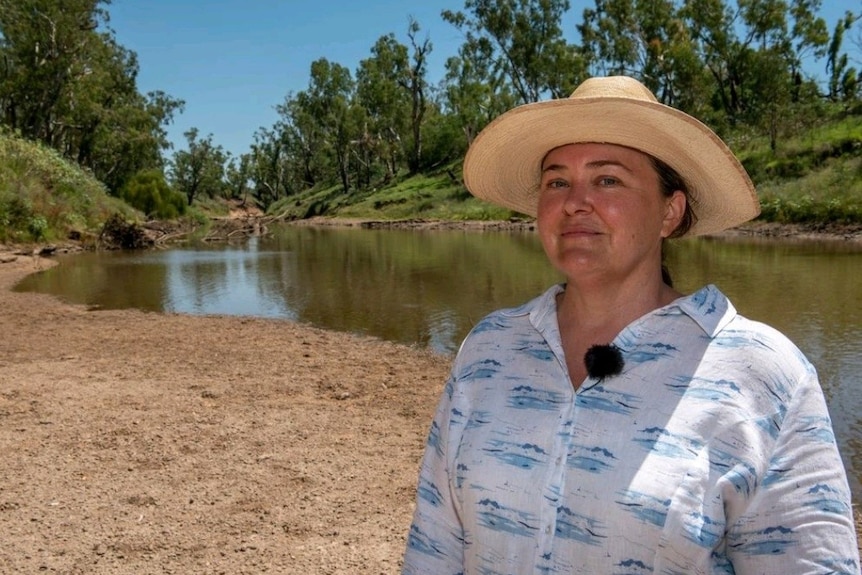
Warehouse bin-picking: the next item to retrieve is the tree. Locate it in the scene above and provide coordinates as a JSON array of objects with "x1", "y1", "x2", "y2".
[
  {"x1": 827, "y1": 11, "x2": 861, "y2": 103},
  {"x1": 443, "y1": 0, "x2": 584, "y2": 105},
  {"x1": 0, "y1": 0, "x2": 182, "y2": 194},
  {"x1": 120, "y1": 168, "x2": 185, "y2": 219},
  {"x1": 304, "y1": 58, "x2": 356, "y2": 193},
  {"x1": 169, "y1": 128, "x2": 227, "y2": 205},
  {"x1": 224, "y1": 153, "x2": 252, "y2": 203},
  {"x1": 679, "y1": 0, "x2": 829, "y2": 126},
  {"x1": 441, "y1": 49, "x2": 516, "y2": 148},
  {"x1": 0, "y1": 0, "x2": 109, "y2": 145},
  {"x1": 276, "y1": 92, "x2": 324, "y2": 190},
  {"x1": 249, "y1": 126, "x2": 291, "y2": 209},
  {"x1": 357, "y1": 34, "x2": 412, "y2": 181},
  {"x1": 401, "y1": 18, "x2": 432, "y2": 174},
  {"x1": 578, "y1": 0, "x2": 715, "y2": 119}
]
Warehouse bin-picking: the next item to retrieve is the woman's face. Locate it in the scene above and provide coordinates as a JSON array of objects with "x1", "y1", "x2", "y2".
[{"x1": 536, "y1": 143, "x2": 685, "y2": 286}]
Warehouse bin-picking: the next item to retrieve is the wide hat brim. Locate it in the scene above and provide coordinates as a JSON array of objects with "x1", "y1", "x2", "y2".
[{"x1": 463, "y1": 77, "x2": 760, "y2": 237}]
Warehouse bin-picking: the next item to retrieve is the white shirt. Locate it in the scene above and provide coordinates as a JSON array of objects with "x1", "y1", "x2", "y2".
[{"x1": 402, "y1": 284, "x2": 859, "y2": 574}]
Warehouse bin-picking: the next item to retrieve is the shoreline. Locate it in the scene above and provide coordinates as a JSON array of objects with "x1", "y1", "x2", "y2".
[
  {"x1": 3, "y1": 217, "x2": 862, "y2": 260},
  {"x1": 291, "y1": 217, "x2": 862, "y2": 244}
]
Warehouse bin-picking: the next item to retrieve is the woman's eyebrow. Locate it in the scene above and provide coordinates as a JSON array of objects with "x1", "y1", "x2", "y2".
[{"x1": 541, "y1": 159, "x2": 632, "y2": 174}]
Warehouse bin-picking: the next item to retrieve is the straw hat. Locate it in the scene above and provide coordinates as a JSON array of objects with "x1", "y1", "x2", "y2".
[{"x1": 462, "y1": 76, "x2": 760, "y2": 236}]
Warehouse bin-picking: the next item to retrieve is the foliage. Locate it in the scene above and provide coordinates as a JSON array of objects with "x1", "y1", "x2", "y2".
[
  {"x1": 443, "y1": 0, "x2": 585, "y2": 104},
  {"x1": 2, "y1": 0, "x2": 862, "y2": 239},
  {"x1": 120, "y1": 169, "x2": 186, "y2": 219},
  {"x1": 0, "y1": 0, "x2": 183, "y2": 194},
  {"x1": 168, "y1": 128, "x2": 227, "y2": 205},
  {"x1": 238, "y1": 0, "x2": 861, "y2": 223},
  {"x1": 0, "y1": 129, "x2": 135, "y2": 243}
]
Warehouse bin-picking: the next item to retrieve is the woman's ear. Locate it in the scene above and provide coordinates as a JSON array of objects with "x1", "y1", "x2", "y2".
[{"x1": 661, "y1": 190, "x2": 687, "y2": 238}]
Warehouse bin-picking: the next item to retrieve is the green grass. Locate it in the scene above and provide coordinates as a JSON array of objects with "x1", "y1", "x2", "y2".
[
  {"x1": 269, "y1": 162, "x2": 520, "y2": 223},
  {"x1": 270, "y1": 108, "x2": 862, "y2": 227},
  {"x1": 732, "y1": 114, "x2": 862, "y2": 225},
  {"x1": 757, "y1": 156, "x2": 862, "y2": 223},
  {"x1": 0, "y1": 130, "x2": 139, "y2": 244}
]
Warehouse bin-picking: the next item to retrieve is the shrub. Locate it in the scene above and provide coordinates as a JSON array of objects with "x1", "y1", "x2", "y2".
[{"x1": 120, "y1": 170, "x2": 186, "y2": 219}]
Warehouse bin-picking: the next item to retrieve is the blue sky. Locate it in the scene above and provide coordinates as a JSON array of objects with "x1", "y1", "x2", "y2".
[
  {"x1": 108, "y1": 0, "x2": 466, "y2": 157},
  {"x1": 107, "y1": 0, "x2": 855, "y2": 159}
]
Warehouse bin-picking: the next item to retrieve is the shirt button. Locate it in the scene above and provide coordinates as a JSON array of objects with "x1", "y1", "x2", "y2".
[{"x1": 545, "y1": 525, "x2": 552, "y2": 534}]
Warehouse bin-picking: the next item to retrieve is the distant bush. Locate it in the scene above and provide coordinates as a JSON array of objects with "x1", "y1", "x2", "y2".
[
  {"x1": 759, "y1": 195, "x2": 862, "y2": 224},
  {"x1": 120, "y1": 169, "x2": 186, "y2": 219}
]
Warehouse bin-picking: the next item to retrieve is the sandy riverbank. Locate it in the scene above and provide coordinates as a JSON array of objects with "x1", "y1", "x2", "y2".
[
  {"x1": 1, "y1": 218, "x2": 860, "y2": 573},
  {"x1": 0, "y1": 251, "x2": 449, "y2": 574}
]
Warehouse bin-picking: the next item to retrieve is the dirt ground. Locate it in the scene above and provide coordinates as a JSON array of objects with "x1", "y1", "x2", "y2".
[
  {"x1": 0, "y1": 251, "x2": 449, "y2": 574},
  {"x1": 1, "y1": 219, "x2": 861, "y2": 574}
]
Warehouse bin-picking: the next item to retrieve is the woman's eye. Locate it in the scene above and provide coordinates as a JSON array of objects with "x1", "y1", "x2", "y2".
[
  {"x1": 597, "y1": 176, "x2": 619, "y2": 187},
  {"x1": 543, "y1": 178, "x2": 568, "y2": 190}
]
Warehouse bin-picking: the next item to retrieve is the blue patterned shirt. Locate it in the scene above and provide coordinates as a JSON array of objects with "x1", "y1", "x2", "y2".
[{"x1": 402, "y1": 284, "x2": 859, "y2": 574}]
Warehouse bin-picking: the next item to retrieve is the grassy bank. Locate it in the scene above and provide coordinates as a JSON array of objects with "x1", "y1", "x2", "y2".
[
  {"x1": 0, "y1": 130, "x2": 137, "y2": 245},
  {"x1": 270, "y1": 114, "x2": 862, "y2": 226},
  {"x1": 2, "y1": 114, "x2": 861, "y2": 247},
  {"x1": 744, "y1": 116, "x2": 862, "y2": 225},
  {"x1": 0, "y1": 131, "x2": 213, "y2": 246}
]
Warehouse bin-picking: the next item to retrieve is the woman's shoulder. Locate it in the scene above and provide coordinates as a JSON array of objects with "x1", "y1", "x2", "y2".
[{"x1": 677, "y1": 285, "x2": 815, "y2": 379}]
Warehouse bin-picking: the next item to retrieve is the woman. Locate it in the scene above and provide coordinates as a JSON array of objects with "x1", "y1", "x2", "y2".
[{"x1": 401, "y1": 76, "x2": 859, "y2": 574}]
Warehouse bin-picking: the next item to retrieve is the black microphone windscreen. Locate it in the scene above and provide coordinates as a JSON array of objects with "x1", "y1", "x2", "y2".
[{"x1": 584, "y1": 344, "x2": 624, "y2": 381}]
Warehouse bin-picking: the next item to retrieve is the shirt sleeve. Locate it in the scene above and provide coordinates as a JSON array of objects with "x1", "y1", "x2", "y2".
[
  {"x1": 401, "y1": 375, "x2": 465, "y2": 575},
  {"x1": 726, "y1": 370, "x2": 860, "y2": 574}
]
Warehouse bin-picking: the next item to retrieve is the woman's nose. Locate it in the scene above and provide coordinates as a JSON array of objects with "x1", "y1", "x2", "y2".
[{"x1": 562, "y1": 183, "x2": 592, "y2": 215}]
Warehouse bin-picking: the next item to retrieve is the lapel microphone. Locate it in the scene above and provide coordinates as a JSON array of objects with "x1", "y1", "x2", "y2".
[{"x1": 584, "y1": 344, "x2": 624, "y2": 381}]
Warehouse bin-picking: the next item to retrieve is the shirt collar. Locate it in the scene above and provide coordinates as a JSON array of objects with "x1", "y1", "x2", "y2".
[{"x1": 673, "y1": 284, "x2": 737, "y2": 338}]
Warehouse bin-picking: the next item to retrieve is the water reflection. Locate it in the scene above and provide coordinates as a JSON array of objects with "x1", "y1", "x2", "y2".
[
  {"x1": 14, "y1": 225, "x2": 862, "y2": 498},
  {"x1": 161, "y1": 239, "x2": 297, "y2": 319}
]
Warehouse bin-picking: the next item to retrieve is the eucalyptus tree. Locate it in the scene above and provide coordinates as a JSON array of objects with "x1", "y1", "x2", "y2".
[
  {"x1": 355, "y1": 18, "x2": 432, "y2": 180},
  {"x1": 224, "y1": 153, "x2": 253, "y2": 203},
  {"x1": 0, "y1": 0, "x2": 182, "y2": 194},
  {"x1": 577, "y1": 0, "x2": 713, "y2": 116},
  {"x1": 170, "y1": 128, "x2": 227, "y2": 206},
  {"x1": 679, "y1": 0, "x2": 829, "y2": 126},
  {"x1": 276, "y1": 92, "x2": 323, "y2": 190},
  {"x1": 401, "y1": 18, "x2": 433, "y2": 174},
  {"x1": 419, "y1": 101, "x2": 469, "y2": 171},
  {"x1": 357, "y1": 33, "x2": 412, "y2": 182},
  {"x1": 442, "y1": 0, "x2": 583, "y2": 105},
  {"x1": 304, "y1": 58, "x2": 356, "y2": 193},
  {"x1": 248, "y1": 128, "x2": 286, "y2": 209},
  {"x1": 0, "y1": 0, "x2": 110, "y2": 145},
  {"x1": 441, "y1": 50, "x2": 516, "y2": 148},
  {"x1": 826, "y1": 11, "x2": 860, "y2": 103},
  {"x1": 248, "y1": 123, "x2": 314, "y2": 210},
  {"x1": 88, "y1": 88, "x2": 184, "y2": 194},
  {"x1": 71, "y1": 37, "x2": 182, "y2": 193}
]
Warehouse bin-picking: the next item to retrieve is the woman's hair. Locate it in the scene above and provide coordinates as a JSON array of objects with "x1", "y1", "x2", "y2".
[
  {"x1": 650, "y1": 156, "x2": 697, "y2": 286},
  {"x1": 650, "y1": 156, "x2": 696, "y2": 238}
]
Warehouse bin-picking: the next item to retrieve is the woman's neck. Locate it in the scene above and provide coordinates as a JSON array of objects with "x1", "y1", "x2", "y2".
[{"x1": 557, "y1": 276, "x2": 681, "y2": 346}]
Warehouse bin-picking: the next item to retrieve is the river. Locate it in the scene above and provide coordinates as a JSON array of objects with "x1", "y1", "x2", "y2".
[{"x1": 15, "y1": 224, "x2": 862, "y2": 499}]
